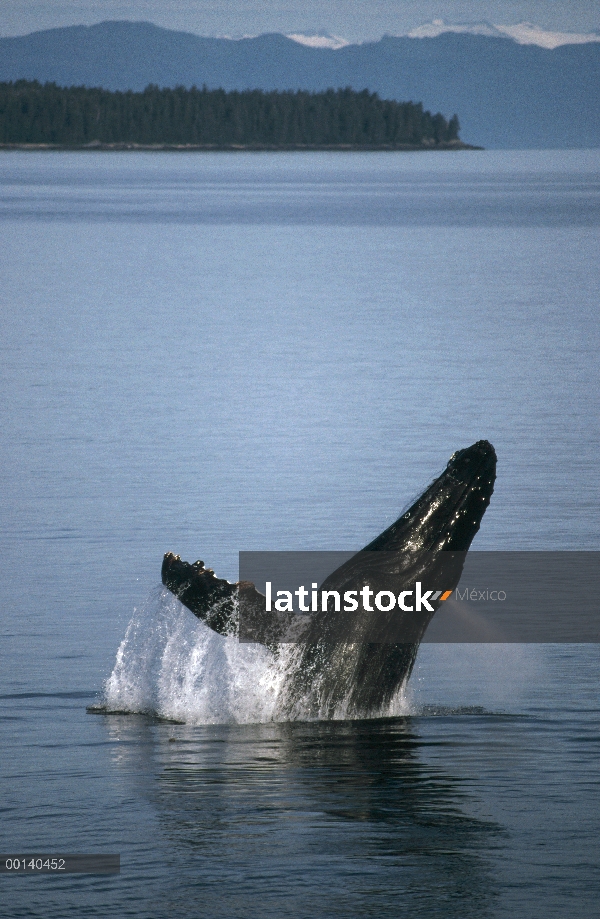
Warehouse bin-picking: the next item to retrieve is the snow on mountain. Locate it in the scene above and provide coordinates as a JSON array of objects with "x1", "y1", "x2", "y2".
[
  {"x1": 406, "y1": 19, "x2": 600, "y2": 49},
  {"x1": 496, "y1": 22, "x2": 600, "y2": 49},
  {"x1": 286, "y1": 33, "x2": 350, "y2": 50},
  {"x1": 407, "y1": 20, "x2": 502, "y2": 40}
]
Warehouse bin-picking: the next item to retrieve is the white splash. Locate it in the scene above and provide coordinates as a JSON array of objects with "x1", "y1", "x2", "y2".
[
  {"x1": 104, "y1": 587, "x2": 287, "y2": 723},
  {"x1": 103, "y1": 587, "x2": 410, "y2": 724}
]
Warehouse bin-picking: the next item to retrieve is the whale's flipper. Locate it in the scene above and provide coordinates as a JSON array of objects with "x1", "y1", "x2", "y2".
[
  {"x1": 161, "y1": 552, "x2": 290, "y2": 647},
  {"x1": 161, "y1": 553, "x2": 238, "y2": 636}
]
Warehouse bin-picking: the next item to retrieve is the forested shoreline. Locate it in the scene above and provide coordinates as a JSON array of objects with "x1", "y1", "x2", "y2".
[{"x1": 0, "y1": 81, "x2": 467, "y2": 148}]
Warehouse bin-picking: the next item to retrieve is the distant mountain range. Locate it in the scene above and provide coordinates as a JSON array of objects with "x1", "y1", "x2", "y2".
[{"x1": 1, "y1": 21, "x2": 599, "y2": 148}]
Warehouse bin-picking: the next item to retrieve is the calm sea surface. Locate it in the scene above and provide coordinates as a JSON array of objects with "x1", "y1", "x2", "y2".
[{"x1": 1, "y1": 150, "x2": 599, "y2": 917}]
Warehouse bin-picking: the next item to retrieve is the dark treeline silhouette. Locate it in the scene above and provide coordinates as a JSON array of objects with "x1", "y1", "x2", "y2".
[{"x1": 0, "y1": 81, "x2": 461, "y2": 147}]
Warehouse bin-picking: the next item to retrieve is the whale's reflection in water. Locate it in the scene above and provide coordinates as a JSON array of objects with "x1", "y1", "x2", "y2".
[{"x1": 106, "y1": 715, "x2": 504, "y2": 918}]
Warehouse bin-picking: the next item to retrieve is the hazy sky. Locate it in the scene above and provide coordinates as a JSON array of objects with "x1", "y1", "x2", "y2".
[{"x1": 2, "y1": 1, "x2": 599, "y2": 41}]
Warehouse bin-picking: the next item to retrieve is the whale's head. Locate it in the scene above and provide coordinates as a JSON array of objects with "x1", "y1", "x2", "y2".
[
  {"x1": 364, "y1": 440, "x2": 496, "y2": 559},
  {"x1": 435, "y1": 439, "x2": 497, "y2": 550}
]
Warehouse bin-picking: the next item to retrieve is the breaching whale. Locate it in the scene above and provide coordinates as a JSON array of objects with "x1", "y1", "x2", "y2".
[{"x1": 162, "y1": 440, "x2": 496, "y2": 718}]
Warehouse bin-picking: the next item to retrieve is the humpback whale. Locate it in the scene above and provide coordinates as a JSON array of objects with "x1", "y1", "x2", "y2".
[{"x1": 162, "y1": 440, "x2": 496, "y2": 718}]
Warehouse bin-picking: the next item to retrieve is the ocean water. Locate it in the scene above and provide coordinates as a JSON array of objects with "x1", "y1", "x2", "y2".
[{"x1": 1, "y1": 150, "x2": 599, "y2": 917}]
